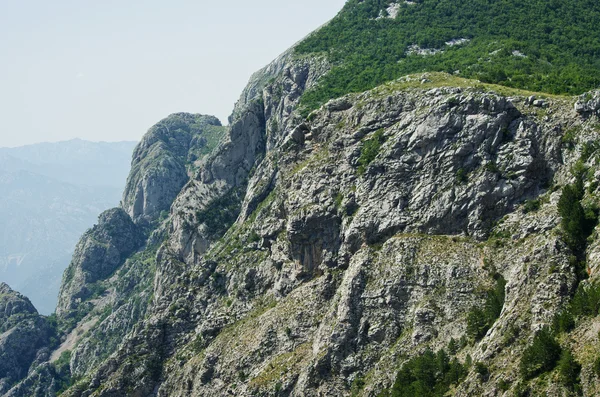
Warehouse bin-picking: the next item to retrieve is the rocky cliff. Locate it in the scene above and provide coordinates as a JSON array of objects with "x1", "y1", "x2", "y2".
[
  {"x1": 122, "y1": 113, "x2": 225, "y2": 225},
  {"x1": 4, "y1": 3, "x2": 600, "y2": 396},
  {"x1": 0, "y1": 283, "x2": 55, "y2": 395},
  {"x1": 55, "y1": 208, "x2": 144, "y2": 317}
]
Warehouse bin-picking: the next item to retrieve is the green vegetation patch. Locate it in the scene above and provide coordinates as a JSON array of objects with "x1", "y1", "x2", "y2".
[
  {"x1": 466, "y1": 275, "x2": 506, "y2": 340},
  {"x1": 557, "y1": 349, "x2": 582, "y2": 393},
  {"x1": 519, "y1": 328, "x2": 561, "y2": 380},
  {"x1": 384, "y1": 348, "x2": 467, "y2": 397},
  {"x1": 196, "y1": 187, "x2": 245, "y2": 239},
  {"x1": 357, "y1": 129, "x2": 386, "y2": 174},
  {"x1": 52, "y1": 350, "x2": 75, "y2": 394},
  {"x1": 523, "y1": 199, "x2": 541, "y2": 214},
  {"x1": 553, "y1": 281, "x2": 600, "y2": 334},
  {"x1": 455, "y1": 168, "x2": 468, "y2": 185},
  {"x1": 296, "y1": 0, "x2": 600, "y2": 113},
  {"x1": 249, "y1": 343, "x2": 311, "y2": 388},
  {"x1": 194, "y1": 125, "x2": 227, "y2": 158},
  {"x1": 558, "y1": 182, "x2": 596, "y2": 253}
]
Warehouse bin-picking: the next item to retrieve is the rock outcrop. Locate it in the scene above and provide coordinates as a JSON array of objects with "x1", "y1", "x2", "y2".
[
  {"x1": 575, "y1": 90, "x2": 600, "y2": 118},
  {"x1": 166, "y1": 55, "x2": 329, "y2": 264},
  {"x1": 122, "y1": 113, "x2": 225, "y2": 225},
  {"x1": 0, "y1": 284, "x2": 54, "y2": 395},
  {"x1": 55, "y1": 208, "x2": 144, "y2": 317}
]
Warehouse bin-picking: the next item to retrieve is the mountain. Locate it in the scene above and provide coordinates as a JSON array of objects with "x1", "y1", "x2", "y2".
[
  {"x1": 0, "y1": 140, "x2": 136, "y2": 314},
  {"x1": 4, "y1": 1, "x2": 600, "y2": 396}
]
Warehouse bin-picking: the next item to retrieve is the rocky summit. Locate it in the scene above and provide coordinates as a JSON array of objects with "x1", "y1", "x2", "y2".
[{"x1": 3, "y1": 1, "x2": 600, "y2": 396}]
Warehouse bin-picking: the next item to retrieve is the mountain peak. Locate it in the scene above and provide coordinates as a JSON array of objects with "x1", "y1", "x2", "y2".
[{"x1": 122, "y1": 113, "x2": 226, "y2": 224}]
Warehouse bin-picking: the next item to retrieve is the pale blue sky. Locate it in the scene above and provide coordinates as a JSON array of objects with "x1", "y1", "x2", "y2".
[{"x1": 0, "y1": 0, "x2": 346, "y2": 147}]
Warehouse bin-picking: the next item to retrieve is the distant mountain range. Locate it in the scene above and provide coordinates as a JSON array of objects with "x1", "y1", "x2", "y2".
[{"x1": 0, "y1": 139, "x2": 136, "y2": 314}]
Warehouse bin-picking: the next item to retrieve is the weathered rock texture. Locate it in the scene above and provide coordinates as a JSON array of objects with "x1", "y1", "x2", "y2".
[
  {"x1": 55, "y1": 208, "x2": 144, "y2": 317},
  {"x1": 0, "y1": 284, "x2": 54, "y2": 395},
  {"x1": 5, "y1": 55, "x2": 600, "y2": 397},
  {"x1": 122, "y1": 113, "x2": 225, "y2": 225}
]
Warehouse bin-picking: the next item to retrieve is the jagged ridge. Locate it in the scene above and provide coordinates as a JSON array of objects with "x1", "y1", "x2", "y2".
[{"x1": 4, "y1": 6, "x2": 600, "y2": 397}]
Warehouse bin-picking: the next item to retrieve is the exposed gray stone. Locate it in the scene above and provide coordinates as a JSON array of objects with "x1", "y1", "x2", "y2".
[{"x1": 55, "y1": 208, "x2": 144, "y2": 317}]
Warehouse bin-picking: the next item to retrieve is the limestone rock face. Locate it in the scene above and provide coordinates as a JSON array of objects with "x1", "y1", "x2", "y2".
[
  {"x1": 300, "y1": 85, "x2": 556, "y2": 243},
  {"x1": 122, "y1": 113, "x2": 224, "y2": 225},
  {"x1": 0, "y1": 283, "x2": 37, "y2": 318},
  {"x1": 40, "y1": 70, "x2": 599, "y2": 397},
  {"x1": 7, "y1": 52, "x2": 600, "y2": 397},
  {"x1": 575, "y1": 90, "x2": 600, "y2": 117},
  {"x1": 3, "y1": 364, "x2": 57, "y2": 397},
  {"x1": 167, "y1": 55, "x2": 329, "y2": 264},
  {"x1": 0, "y1": 284, "x2": 53, "y2": 395},
  {"x1": 55, "y1": 208, "x2": 143, "y2": 317}
]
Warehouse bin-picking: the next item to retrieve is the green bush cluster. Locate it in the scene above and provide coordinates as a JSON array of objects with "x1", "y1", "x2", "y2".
[
  {"x1": 519, "y1": 328, "x2": 561, "y2": 380},
  {"x1": 484, "y1": 161, "x2": 499, "y2": 174},
  {"x1": 466, "y1": 275, "x2": 506, "y2": 340},
  {"x1": 248, "y1": 230, "x2": 261, "y2": 243},
  {"x1": 570, "y1": 282, "x2": 600, "y2": 318},
  {"x1": 558, "y1": 182, "x2": 597, "y2": 253},
  {"x1": 553, "y1": 282, "x2": 600, "y2": 333},
  {"x1": 350, "y1": 376, "x2": 366, "y2": 396},
  {"x1": 357, "y1": 129, "x2": 386, "y2": 174},
  {"x1": 387, "y1": 349, "x2": 467, "y2": 397},
  {"x1": 474, "y1": 362, "x2": 489, "y2": 381},
  {"x1": 523, "y1": 199, "x2": 541, "y2": 213},
  {"x1": 552, "y1": 309, "x2": 576, "y2": 334},
  {"x1": 562, "y1": 128, "x2": 578, "y2": 150},
  {"x1": 455, "y1": 168, "x2": 468, "y2": 184},
  {"x1": 296, "y1": 0, "x2": 600, "y2": 113},
  {"x1": 581, "y1": 141, "x2": 600, "y2": 163},
  {"x1": 520, "y1": 333, "x2": 581, "y2": 391},
  {"x1": 557, "y1": 349, "x2": 582, "y2": 393},
  {"x1": 195, "y1": 188, "x2": 244, "y2": 238},
  {"x1": 594, "y1": 355, "x2": 600, "y2": 377},
  {"x1": 52, "y1": 350, "x2": 74, "y2": 394}
]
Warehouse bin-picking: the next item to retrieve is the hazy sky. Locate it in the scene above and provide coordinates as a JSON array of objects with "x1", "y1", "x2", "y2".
[{"x1": 0, "y1": 0, "x2": 346, "y2": 147}]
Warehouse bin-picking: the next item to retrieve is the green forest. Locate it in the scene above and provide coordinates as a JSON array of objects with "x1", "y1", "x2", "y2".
[{"x1": 295, "y1": 0, "x2": 600, "y2": 113}]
